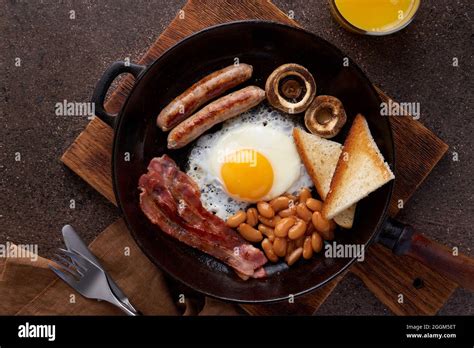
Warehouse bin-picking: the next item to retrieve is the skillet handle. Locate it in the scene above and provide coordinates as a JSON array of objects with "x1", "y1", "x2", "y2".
[
  {"x1": 379, "y1": 217, "x2": 474, "y2": 291},
  {"x1": 91, "y1": 61, "x2": 146, "y2": 127}
]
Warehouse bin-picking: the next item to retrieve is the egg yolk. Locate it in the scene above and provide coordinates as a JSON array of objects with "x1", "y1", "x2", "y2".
[{"x1": 220, "y1": 149, "x2": 274, "y2": 201}]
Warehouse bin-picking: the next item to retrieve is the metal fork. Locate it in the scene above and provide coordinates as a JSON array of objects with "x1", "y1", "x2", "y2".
[
  {"x1": 49, "y1": 248, "x2": 139, "y2": 316},
  {"x1": 61, "y1": 225, "x2": 137, "y2": 313}
]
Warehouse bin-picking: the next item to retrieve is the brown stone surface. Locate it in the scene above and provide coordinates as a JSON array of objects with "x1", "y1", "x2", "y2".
[{"x1": 1, "y1": 0, "x2": 472, "y2": 314}]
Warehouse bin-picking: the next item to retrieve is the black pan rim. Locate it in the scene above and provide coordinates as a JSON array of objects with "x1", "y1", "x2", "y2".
[{"x1": 109, "y1": 20, "x2": 395, "y2": 303}]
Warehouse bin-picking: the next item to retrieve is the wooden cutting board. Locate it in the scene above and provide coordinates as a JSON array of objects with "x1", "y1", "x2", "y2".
[{"x1": 61, "y1": 0, "x2": 458, "y2": 315}]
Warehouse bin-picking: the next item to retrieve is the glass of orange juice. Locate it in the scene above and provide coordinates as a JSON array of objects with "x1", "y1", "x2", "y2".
[{"x1": 329, "y1": 0, "x2": 421, "y2": 35}]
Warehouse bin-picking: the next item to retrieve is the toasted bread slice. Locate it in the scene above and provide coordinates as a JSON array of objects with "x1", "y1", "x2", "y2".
[
  {"x1": 333, "y1": 204, "x2": 356, "y2": 229},
  {"x1": 322, "y1": 114, "x2": 395, "y2": 220},
  {"x1": 293, "y1": 127, "x2": 356, "y2": 228}
]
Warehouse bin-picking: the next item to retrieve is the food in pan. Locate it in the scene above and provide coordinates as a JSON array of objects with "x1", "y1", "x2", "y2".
[
  {"x1": 186, "y1": 105, "x2": 312, "y2": 219},
  {"x1": 167, "y1": 86, "x2": 265, "y2": 149},
  {"x1": 226, "y1": 188, "x2": 337, "y2": 265},
  {"x1": 138, "y1": 155, "x2": 268, "y2": 279},
  {"x1": 293, "y1": 127, "x2": 356, "y2": 228},
  {"x1": 322, "y1": 114, "x2": 395, "y2": 220},
  {"x1": 140, "y1": 61, "x2": 395, "y2": 277},
  {"x1": 304, "y1": 95, "x2": 347, "y2": 138},
  {"x1": 157, "y1": 63, "x2": 253, "y2": 131},
  {"x1": 265, "y1": 63, "x2": 316, "y2": 114}
]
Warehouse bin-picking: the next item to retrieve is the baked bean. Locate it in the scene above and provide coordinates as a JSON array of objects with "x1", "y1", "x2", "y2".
[
  {"x1": 246, "y1": 208, "x2": 258, "y2": 227},
  {"x1": 311, "y1": 231, "x2": 323, "y2": 252},
  {"x1": 306, "y1": 221, "x2": 315, "y2": 235},
  {"x1": 288, "y1": 198, "x2": 296, "y2": 208},
  {"x1": 287, "y1": 247, "x2": 303, "y2": 266},
  {"x1": 238, "y1": 223, "x2": 263, "y2": 242},
  {"x1": 299, "y1": 187, "x2": 311, "y2": 203},
  {"x1": 312, "y1": 211, "x2": 331, "y2": 234},
  {"x1": 306, "y1": 198, "x2": 323, "y2": 212},
  {"x1": 226, "y1": 210, "x2": 246, "y2": 228},
  {"x1": 274, "y1": 217, "x2": 296, "y2": 238},
  {"x1": 295, "y1": 235, "x2": 305, "y2": 248},
  {"x1": 261, "y1": 238, "x2": 279, "y2": 263},
  {"x1": 296, "y1": 202, "x2": 312, "y2": 222},
  {"x1": 303, "y1": 236, "x2": 313, "y2": 259},
  {"x1": 258, "y1": 224, "x2": 275, "y2": 240},
  {"x1": 269, "y1": 196, "x2": 290, "y2": 212},
  {"x1": 288, "y1": 219, "x2": 307, "y2": 240},
  {"x1": 286, "y1": 240, "x2": 295, "y2": 257},
  {"x1": 257, "y1": 201, "x2": 275, "y2": 218},
  {"x1": 329, "y1": 219, "x2": 337, "y2": 231},
  {"x1": 284, "y1": 193, "x2": 298, "y2": 202},
  {"x1": 278, "y1": 205, "x2": 297, "y2": 218},
  {"x1": 258, "y1": 215, "x2": 281, "y2": 228},
  {"x1": 273, "y1": 237, "x2": 287, "y2": 257}
]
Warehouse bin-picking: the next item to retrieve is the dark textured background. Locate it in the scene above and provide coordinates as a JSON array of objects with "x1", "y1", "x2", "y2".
[{"x1": 1, "y1": 0, "x2": 472, "y2": 315}]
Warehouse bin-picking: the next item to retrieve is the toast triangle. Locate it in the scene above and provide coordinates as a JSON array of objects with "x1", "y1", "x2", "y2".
[
  {"x1": 322, "y1": 114, "x2": 394, "y2": 220},
  {"x1": 293, "y1": 128, "x2": 356, "y2": 228}
]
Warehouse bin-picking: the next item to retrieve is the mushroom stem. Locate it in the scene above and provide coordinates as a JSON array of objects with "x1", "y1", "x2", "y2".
[
  {"x1": 280, "y1": 77, "x2": 304, "y2": 100},
  {"x1": 316, "y1": 107, "x2": 334, "y2": 125},
  {"x1": 304, "y1": 95, "x2": 347, "y2": 139},
  {"x1": 265, "y1": 63, "x2": 317, "y2": 114}
]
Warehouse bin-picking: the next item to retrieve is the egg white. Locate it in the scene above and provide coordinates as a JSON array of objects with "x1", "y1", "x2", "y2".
[
  {"x1": 187, "y1": 104, "x2": 313, "y2": 219},
  {"x1": 209, "y1": 124, "x2": 301, "y2": 202}
]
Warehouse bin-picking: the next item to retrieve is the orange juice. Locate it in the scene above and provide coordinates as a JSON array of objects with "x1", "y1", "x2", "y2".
[{"x1": 330, "y1": 0, "x2": 420, "y2": 35}]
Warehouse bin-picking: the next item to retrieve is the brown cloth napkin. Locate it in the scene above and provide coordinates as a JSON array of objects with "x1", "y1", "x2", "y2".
[{"x1": 0, "y1": 220, "x2": 240, "y2": 316}]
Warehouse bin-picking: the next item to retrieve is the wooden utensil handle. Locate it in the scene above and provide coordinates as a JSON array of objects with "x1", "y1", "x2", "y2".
[
  {"x1": 379, "y1": 218, "x2": 474, "y2": 291},
  {"x1": 405, "y1": 232, "x2": 474, "y2": 291}
]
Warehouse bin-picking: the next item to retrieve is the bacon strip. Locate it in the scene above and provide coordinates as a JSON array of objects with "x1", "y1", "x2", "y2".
[{"x1": 138, "y1": 155, "x2": 267, "y2": 278}]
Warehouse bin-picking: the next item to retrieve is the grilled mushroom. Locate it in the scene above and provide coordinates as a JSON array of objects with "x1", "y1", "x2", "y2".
[
  {"x1": 304, "y1": 95, "x2": 347, "y2": 138},
  {"x1": 265, "y1": 63, "x2": 316, "y2": 114}
]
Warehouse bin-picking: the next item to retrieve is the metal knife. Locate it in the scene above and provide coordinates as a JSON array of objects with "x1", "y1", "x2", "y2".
[{"x1": 61, "y1": 225, "x2": 137, "y2": 313}]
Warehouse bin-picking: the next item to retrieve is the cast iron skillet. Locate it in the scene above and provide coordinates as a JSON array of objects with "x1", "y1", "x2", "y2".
[{"x1": 92, "y1": 21, "x2": 474, "y2": 302}]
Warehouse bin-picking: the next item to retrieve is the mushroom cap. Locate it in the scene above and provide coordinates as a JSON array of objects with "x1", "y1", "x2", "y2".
[
  {"x1": 304, "y1": 95, "x2": 347, "y2": 138},
  {"x1": 265, "y1": 63, "x2": 317, "y2": 114}
]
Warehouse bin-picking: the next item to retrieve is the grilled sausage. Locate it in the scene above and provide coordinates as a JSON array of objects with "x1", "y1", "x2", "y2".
[
  {"x1": 167, "y1": 86, "x2": 266, "y2": 149},
  {"x1": 157, "y1": 64, "x2": 253, "y2": 131}
]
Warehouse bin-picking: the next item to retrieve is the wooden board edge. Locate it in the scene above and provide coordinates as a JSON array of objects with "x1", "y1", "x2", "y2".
[{"x1": 375, "y1": 86, "x2": 449, "y2": 154}]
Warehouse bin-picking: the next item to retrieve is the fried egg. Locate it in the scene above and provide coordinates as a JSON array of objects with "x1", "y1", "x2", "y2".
[
  {"x1": 208, "y1": 124, "x2": 301, "y2": 202},
  {"x1": 187, "y1": 104, "x2": 313, "y2": 219}
]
